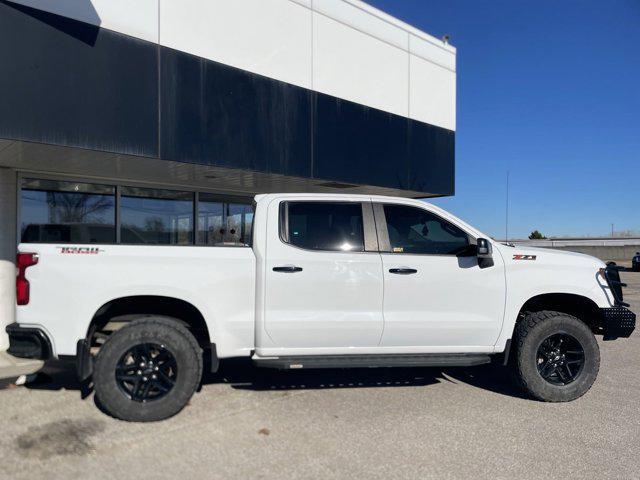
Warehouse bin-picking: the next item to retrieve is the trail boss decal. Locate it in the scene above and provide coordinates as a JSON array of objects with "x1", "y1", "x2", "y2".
[
  {"x1": 513, "y1": 254, "x2": 537, "y2": 261},
  {"x1": 58, "y1": 247, "x2": 105, "y2": 255}
]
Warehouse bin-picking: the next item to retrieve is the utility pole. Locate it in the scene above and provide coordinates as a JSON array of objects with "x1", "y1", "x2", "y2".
[
  {"x1": 505, "y1": 171, "x2": 510, "y2": 242},
  {"x1": 611, "y1": 223, "x2": 614, "y2": 238}
]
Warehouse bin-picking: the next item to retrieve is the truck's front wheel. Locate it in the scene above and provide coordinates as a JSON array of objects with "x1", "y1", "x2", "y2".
[
  {"x1": 513, "y1": 311, "x2": 600, "y2": 402},
  {"x1": 93, "y1": 317, "x2": 202, "y2": 422}
]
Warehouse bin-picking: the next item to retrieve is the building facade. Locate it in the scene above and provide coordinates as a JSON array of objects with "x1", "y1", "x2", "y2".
[{"x1": 0, "y1": 0, "x2": 456, "y2": 260}]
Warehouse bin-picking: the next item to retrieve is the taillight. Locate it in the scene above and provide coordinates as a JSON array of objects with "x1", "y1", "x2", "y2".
[{"x1": 16, "y1": 252, "x2": 38, "y2": 306}]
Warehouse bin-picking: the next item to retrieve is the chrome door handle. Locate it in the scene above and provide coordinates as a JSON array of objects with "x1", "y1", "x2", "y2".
[
  {"x1": 389, "y1": 268, "x2": 418, "y2": 275},
  {"x1": 273, "y1": 266, "x2": 303, "y2": 273}
]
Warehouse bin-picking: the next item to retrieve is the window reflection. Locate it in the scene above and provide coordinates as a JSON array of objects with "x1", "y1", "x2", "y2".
[
  {"x1": 19, "y1": 179, "x2": 253, "y2": 247},
  {"x1": 20, "y1": 178, "x2": 115, "y2": 243},
  {"x1": 225, "y1": 203, "x2": 253, "y2": 245},
  {"x1": 197, "y1": 198, "x2": 224, "y2": 245},
  {"x1": 383, "y1": 204, "x2": 469, "y2": 255},
  {"x1": 198, "y1": 194, "x2": 253, "y2": 246},
  {"x1": 120, "y1": 187, "x2": 194, "y2": 245},
  {"x1": 286, "y1": 202, "x2": 364, "y2": 252},
  {"x1": 243, "y1": 210, "x2": 254, "y2": 245}
]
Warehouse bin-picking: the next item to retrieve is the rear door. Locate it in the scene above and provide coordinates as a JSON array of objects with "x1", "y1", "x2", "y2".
[
  {"x1": 375, "y1": 202, "x2": 506, "y2": 350},
  {"x1": 263, "y1": 199, "x2": 384, "y2": 350}
]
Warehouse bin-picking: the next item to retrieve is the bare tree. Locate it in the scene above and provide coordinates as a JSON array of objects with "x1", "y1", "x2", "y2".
[{"x1": 47, "y1": 192, "x2": 113, "y2": 224}]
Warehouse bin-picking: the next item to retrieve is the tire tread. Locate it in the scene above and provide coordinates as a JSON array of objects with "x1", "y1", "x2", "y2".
[
  {"x1": 93, "y1": 316, "x2": 202, "y2": 422},
  {"x1": 512, "y1": 310, "x2": 600, "y2": 402}
]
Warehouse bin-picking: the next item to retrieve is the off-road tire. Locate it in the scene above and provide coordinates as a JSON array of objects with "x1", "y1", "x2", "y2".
[
  {"x1": 93, "y1": 317, "x2": 202, "y2": 422},
  {"x1": 513, "y1": 310, "x2": 600, "y2": 402}
]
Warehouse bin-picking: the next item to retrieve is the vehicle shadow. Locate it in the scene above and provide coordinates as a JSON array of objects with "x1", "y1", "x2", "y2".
[
  {"x1": 203, "y1": 359, "x2": 531, "y2": 400},
  {"x1": 22, "y1": 358, "x2": 531, "y2": 402},
  {"x1": 23, "y1": 359, "x2": 90, "y2": 397}
]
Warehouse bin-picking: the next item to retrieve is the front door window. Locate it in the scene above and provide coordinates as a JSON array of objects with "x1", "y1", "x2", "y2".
[{"x1": 383, "y1": 204, "x2": 470, "y2": 255}]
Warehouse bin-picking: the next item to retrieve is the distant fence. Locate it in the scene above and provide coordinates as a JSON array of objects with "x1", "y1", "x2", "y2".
[{"x1": 508, "y1": 238, "x2": 640, "y2": 262}]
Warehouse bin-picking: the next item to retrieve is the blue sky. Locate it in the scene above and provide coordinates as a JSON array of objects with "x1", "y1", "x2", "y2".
[{"x1": 368, "y1": 0, "x2": 640, "y2": 239}]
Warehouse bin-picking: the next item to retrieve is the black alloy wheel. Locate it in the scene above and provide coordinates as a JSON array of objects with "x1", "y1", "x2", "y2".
[
  {"x1": 115, "y1": 343, "x2": 178, "y2": 402},
  {"x1": 536, "y1": 333, "x2": 585, "y2": 386}
]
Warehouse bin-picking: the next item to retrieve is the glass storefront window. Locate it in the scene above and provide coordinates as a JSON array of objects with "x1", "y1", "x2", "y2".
[
  {"x1": 197, "y1": 197, "x2": 224, "y2": 245},
  {"x1": 225, "y1": 203, "x2": 253, "y2": 245},
  {"x1": 243, "y1": 209, "x2": 254, "y2": 246},
  {"x1": 19, "y1": 178, "x2": 252, "y2": 247},
  {"x1": 198, "y1": 194, "x2": 253, "y2": 246},
  {"x1": 20, "y1": 178, "x2": 116, "y2": 243},
  {"x1": 120, "y1": 187, "x2": 194, "y2": 245}
]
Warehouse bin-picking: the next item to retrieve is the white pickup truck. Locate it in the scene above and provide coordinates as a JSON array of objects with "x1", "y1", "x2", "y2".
[{"x1": 7, "y1": 193, "x2": 635, "y2": 421}]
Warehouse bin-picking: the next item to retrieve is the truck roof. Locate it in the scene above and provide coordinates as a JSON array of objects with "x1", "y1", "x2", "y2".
[{"x1": 254, "y1": 192, "x2": 435, "y2": 207}]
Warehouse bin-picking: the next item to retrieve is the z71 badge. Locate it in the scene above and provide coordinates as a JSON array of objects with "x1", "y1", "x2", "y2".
[
  {"x1": 58, "y1": 247, "x2": 104, "y2": 255},
  {"x1": 513, "y1": 254, "x2": 536, "y2": 260}
]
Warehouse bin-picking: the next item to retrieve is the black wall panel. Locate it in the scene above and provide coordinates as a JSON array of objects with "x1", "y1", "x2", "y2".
[
  {"x1": 0, "y1": 1, "x2": 158, "y2": 157},
  {"x1": 160, "y1": 46, "x2": 455, "y2": 195},
  {"x1": 407, "y1": 121, "x2": 456, "y2": 195},
  {"x1": 313, "y1": 96, "x2": 410, "y2": 190},
  {"x1": 160, "y1": 47, "x2": 312, "y2": 178}
]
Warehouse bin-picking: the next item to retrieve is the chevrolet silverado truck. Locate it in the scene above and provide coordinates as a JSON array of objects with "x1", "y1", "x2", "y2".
[{"x1": 7, "y1": 194, "x2": 636, "y2": 421}]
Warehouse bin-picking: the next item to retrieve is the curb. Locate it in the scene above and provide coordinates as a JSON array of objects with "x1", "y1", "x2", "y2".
[{"x1": 0, "y1": 351, "x2": 42, "y2": 381}]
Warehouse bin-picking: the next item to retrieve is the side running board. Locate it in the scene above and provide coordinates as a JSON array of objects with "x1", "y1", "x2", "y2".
[{"x1": 253, "y1": 354, "x2": 491, "y2": 370}]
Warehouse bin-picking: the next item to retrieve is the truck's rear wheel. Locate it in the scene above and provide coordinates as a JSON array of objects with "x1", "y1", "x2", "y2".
[
  {"x1": 93, "y1": 317, "x2": 202, "y2": 422},
  {"x1": 513, "y1": 311, "x2": 600, "y2": 402}
]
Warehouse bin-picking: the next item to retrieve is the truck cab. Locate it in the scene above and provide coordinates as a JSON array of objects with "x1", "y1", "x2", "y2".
[
  {"x1": 8, "y1": 194, "x2": 636, "y2": 421},
  {"x1": 254, "y1": 194, "x2": 505, "y2": 357}
]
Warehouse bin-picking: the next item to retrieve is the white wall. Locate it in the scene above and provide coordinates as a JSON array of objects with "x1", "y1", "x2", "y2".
[
  {"x1": 0, "y1": 262, "x2": 14, "y2": 350},
  {"x1": 410, "y1": 54, "x2": 457, "y2": 131},
  {"x1": 10, "y1": 0, "x2": 456, "y2": 130},
  {"x1": 9, "y1": 0, "x2": 159, "y2": 43},
  {"x1": 312, "y1": 11, "x2": 409, "y2": 117},
  {"x1": 160, "y1": 0, "x2": 313, "y2": 90},
  {"x1": 0, "y1": 168, "x2": 16, "y2": 350}
]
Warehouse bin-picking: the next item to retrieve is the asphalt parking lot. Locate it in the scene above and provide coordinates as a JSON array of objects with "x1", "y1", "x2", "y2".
[{"x1": 0, "y1": 271, "x2": 638, "y2": 480}]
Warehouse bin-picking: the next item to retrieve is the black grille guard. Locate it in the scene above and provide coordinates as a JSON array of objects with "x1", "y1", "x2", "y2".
[{"x1": 603, "y1": 264, "x2": 629, "y2": 307}]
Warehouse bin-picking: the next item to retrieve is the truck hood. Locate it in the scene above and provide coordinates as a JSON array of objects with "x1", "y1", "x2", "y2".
[{"x1": 498, "y1": 244, "x2": 606, "y2": 269}]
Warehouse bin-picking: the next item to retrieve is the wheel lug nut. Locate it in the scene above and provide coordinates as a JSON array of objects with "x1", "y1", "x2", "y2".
[
  {"x1": 137, "y1": 370, "x2": 142, "y2": 375},
  {"x1": 152, "y1": 374, "x2": 157, "y2": 379},
  {"x1": 154, "y1": 366, "x2": 159, "y2": 371},
  {"x1": 143, "y1": 377, "x2": 147, "y2": 382}
]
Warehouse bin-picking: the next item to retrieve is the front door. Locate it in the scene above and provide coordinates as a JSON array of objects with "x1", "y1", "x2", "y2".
[
  {"x1": 376, "y1": 203, "x2": 506, "y2": 350},
  {"x1": 263, "y1": 199, "x2": 384, "y2": 350}
]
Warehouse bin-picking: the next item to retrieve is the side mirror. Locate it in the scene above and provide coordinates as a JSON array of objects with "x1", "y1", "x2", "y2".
[
  {"x1": 477, "y1": 238, "x2": 493, "y2": 258},
  {"x1": 476, "y1": 238, "x2": 494, "y2": 268}
]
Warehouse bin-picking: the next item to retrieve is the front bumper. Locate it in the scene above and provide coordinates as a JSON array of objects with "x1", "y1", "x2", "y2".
[
  {"x1": 5, "y1": 323, "x2": 52, "y2": 360},
  {"x1": 601, "y1": 307, "x2": 636, "y2": 340}
]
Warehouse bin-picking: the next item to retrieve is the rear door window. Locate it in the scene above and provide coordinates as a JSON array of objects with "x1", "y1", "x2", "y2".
[{"x1": 282, "y1": 202, "x2": 365, "y2": 252}]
